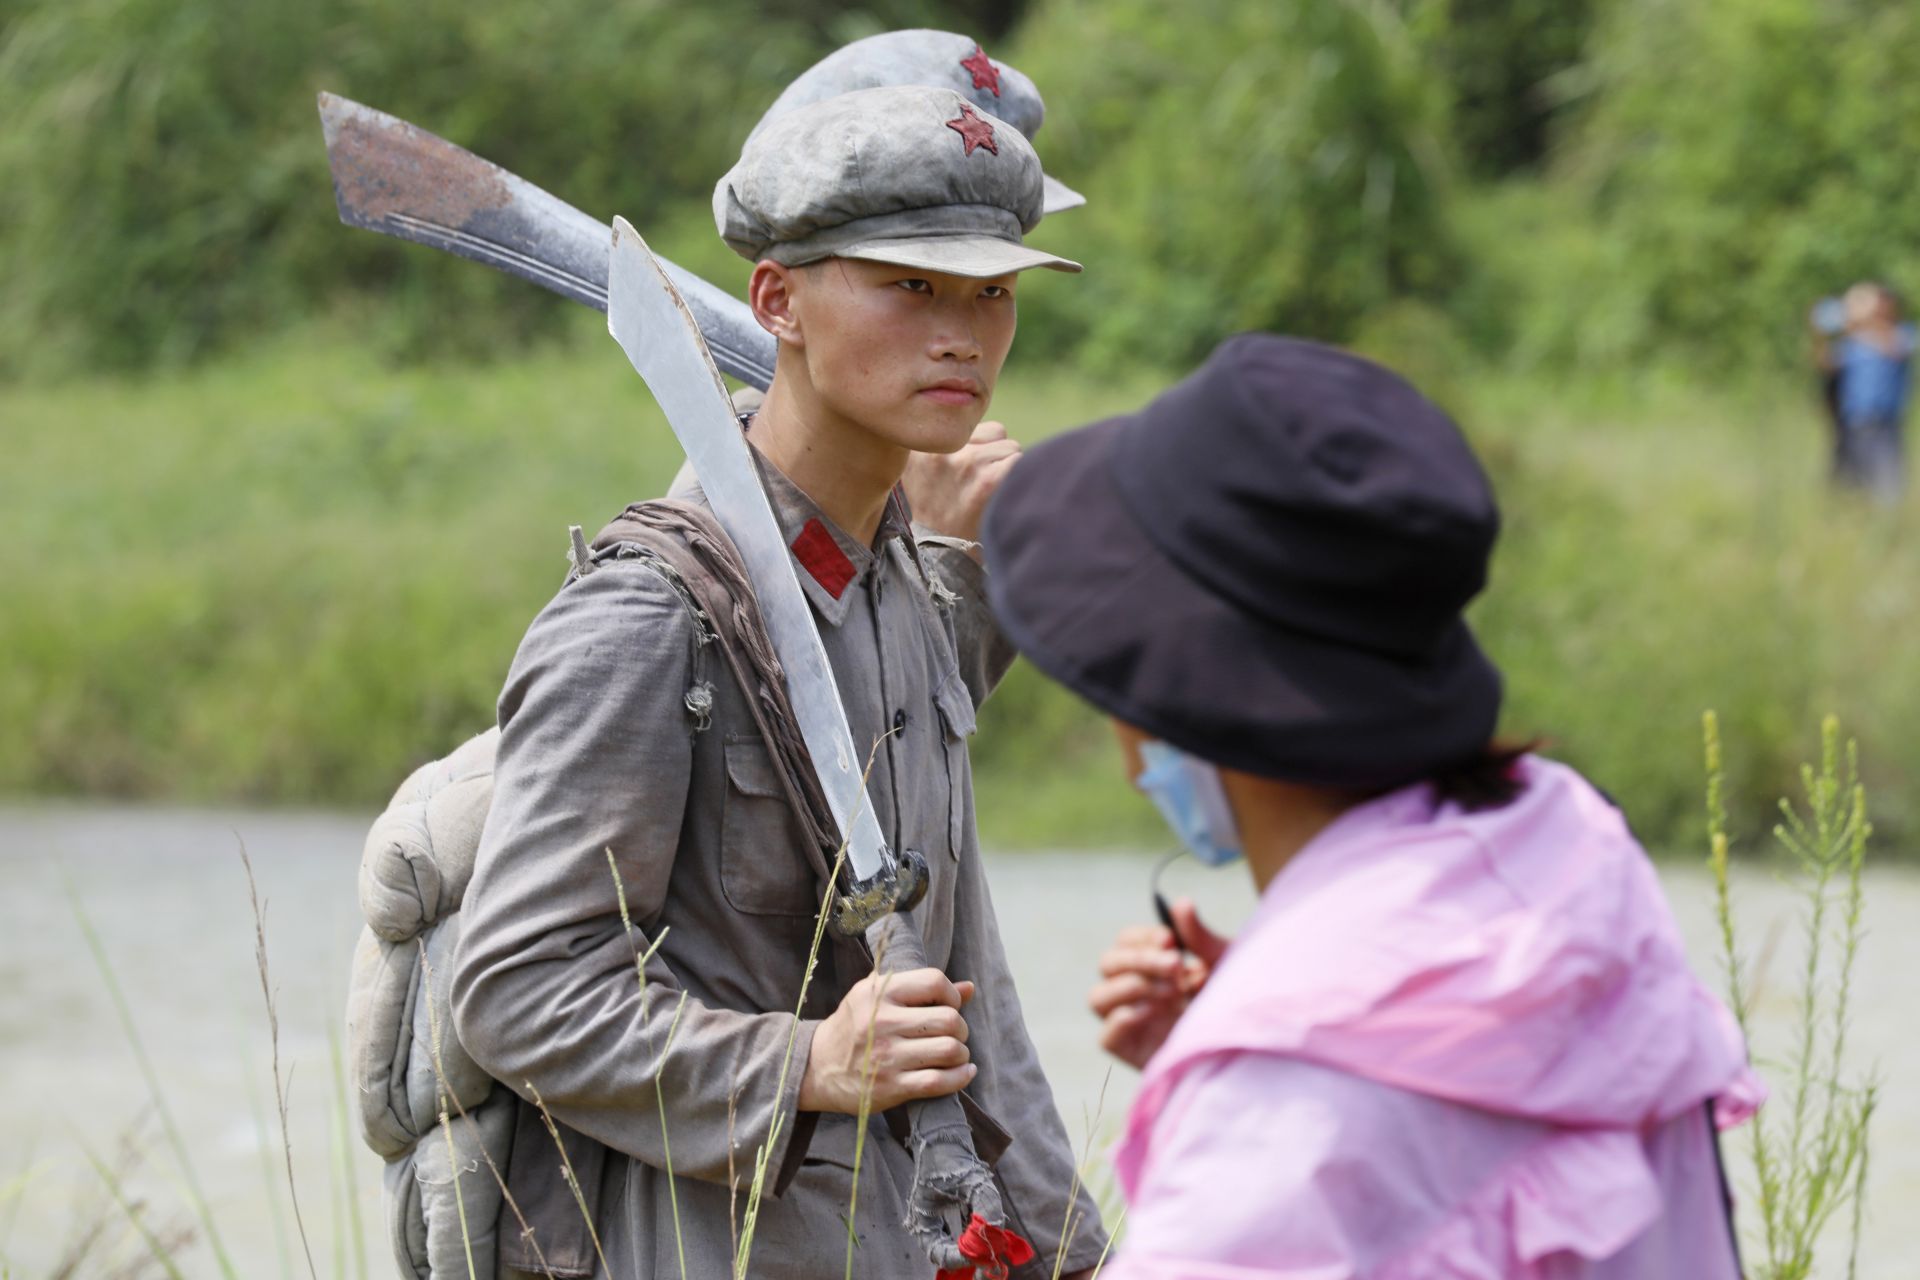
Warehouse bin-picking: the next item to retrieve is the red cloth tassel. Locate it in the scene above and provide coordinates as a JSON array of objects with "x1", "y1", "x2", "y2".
[{"x1": 934, "y1": 1214, "x2": 1036, "y2": 1280}]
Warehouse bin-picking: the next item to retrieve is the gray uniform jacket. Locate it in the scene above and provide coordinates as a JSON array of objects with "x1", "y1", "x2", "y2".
[{"x1": 451, "y1": 448, "x2": 1107, "y2": 1279}]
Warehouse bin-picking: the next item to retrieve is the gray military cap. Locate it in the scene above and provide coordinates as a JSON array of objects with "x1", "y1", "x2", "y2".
[
  {"x1": 750, "y1": 28, "x2": 1085, "y2": 216},
  {"x1": 714, "y1": 85, "x2": 1081, "y2": 279}
]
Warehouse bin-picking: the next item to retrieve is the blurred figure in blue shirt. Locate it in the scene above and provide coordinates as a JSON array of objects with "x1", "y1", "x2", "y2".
[{"x1": 1816, "y1": 283, "x2": 1914, "y2": 503}]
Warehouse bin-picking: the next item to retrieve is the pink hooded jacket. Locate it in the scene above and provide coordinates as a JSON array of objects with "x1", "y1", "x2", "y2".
[{"x1": 1106, "y1": 756, "x2": 1762, "y2": 1279}]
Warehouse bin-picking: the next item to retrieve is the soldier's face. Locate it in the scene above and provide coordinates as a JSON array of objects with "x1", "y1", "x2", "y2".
[{"x1": 784, "y1": 258, "x2": 1018, "y2": 453}]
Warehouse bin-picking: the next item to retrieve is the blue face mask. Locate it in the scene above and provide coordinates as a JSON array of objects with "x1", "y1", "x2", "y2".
[{"x1": 1135, "y1": 741, "x2": 1244, "y2": 867}]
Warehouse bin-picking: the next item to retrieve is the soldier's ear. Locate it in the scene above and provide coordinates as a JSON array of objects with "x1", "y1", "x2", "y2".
[{"x1": 749, "y1": 260, "x2": 804, "y2": 348}]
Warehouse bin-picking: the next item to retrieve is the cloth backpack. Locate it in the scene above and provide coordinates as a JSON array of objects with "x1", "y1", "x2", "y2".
[{"x1": 346, "y1": 499, "x2": 849, "y2": 1278}]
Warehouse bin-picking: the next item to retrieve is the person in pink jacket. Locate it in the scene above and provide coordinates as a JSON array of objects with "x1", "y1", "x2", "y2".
[{"x1": 979, "y1": 335, "x2": 1762, "y2": 1278}]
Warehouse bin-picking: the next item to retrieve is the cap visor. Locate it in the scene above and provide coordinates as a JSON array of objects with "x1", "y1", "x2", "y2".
[
  {"x1": 1041, "y1": 173, "x2": 1087, "y2": 215},
  {"x1": 836, "y1": 233, "x2": 1081, "y2": 277}
]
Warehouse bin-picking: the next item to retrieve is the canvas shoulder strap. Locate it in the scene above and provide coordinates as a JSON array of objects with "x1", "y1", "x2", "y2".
[{"x1": 585, "y1": 499, "x2": 842, "y2": 884}]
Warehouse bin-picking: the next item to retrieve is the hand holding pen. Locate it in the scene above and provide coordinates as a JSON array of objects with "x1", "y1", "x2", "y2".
[{"x1": 1088, "y1": 856, "x2": 1232, "y2": 1070}]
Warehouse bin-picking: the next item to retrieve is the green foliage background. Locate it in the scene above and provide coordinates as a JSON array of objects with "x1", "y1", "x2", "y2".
[
  {"x1": 10, "y1": 0, "x2": 1916, "y2": 376},
  {"x1": 0, "y1": 0, "x2": 1012, "y2": 373},
  {"x1": 0, "y1": 0, "x2": 1479, "y2": 375},
  {"x1": 6, "y1": 0, "x2": 1920, "y2": 852},
  {"x1": 1471, "y1": 0, "x2": 1920, "y2": 373},
  {"x1": 1008, "y1": 0, "x2": 1457, "y2": 369}
]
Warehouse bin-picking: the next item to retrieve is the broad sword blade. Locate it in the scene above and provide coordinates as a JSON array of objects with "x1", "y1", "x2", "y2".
[
  {"x1": 604, "y1": 216, "x2": 889, "y2": 881},
  {"x1": 318, "y1": 92, "x2": 777, "y2": 390}
]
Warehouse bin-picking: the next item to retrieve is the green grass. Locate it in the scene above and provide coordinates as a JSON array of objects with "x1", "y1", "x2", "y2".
[
  {"x1": 1462, "y1": 370, "x2": 1920, "y2": 851},
  {"x1": 6, "y1": 327, "x2": 1920, "y2": 852}
]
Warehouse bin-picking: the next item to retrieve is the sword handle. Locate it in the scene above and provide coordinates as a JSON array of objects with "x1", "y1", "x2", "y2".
[
  {"x1": 830, "y1": 847, "x2": 928, "y2": 936},
  {"x1": 863, "y1": 913, "x2": 1003, "y2": 1270}
]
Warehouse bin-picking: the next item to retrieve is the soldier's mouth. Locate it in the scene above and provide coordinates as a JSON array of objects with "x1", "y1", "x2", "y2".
[{"x1": 918, "y1": 379, "x2": 983, "y2": 404}]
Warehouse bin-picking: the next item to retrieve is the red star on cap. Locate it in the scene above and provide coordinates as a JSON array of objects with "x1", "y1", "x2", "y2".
[
  {"x1": 946, "y1": 102, "x2": 999, "y2": 157},
  {"x1": 960, "y1": 44, "x2": 1002, "y2": 97}
]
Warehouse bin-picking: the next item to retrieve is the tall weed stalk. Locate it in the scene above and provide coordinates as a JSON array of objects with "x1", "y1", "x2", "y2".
[
  {"x1": 736, "y1": 732, "x2": 892, "y2": 1278},
  {"x1": 733, "y1": 835, "x2": 851, "y2": 1278},
  {"x1": 239, "y1": 846, "x2": 322, "y2": 1280},
  {"x1": 325, "y1": 1021, "x2": 369, "y2": 1280},
  {"x1": 526, "y1": 1084, "x2": 615, "y2": 1277},
  {"x1": 0, "y1": 1135, "x2": 39, "y2": 1268},
  {"x1": 74, "y1": 1134, "x2": 191, "y2": 1280},
  {"x1": 1049, "y1": 1067, "x2": 1116, "y2": 1280},
  {"x1": 608, "y1": 851, "x2": 690, "y2": 1280},
  {"x1": 843, "y1": 950, "x2": 894, "y2": 1280},
  {"x1": 1704, "y1": 712, "x2": 1878, "y2": 1279},
  {"x1": 238, "y1": 1024, "x2": 295, "y2": 1280},
  {"x1": 416, "y1": 944, "x2": 560, "y2": 1280},
  {"x1": 67, "y1": 885, "x2": 240, "y2": 1279},
  {"x1": 415, "y1": 945, "x2": 479, "y2": 1280}
]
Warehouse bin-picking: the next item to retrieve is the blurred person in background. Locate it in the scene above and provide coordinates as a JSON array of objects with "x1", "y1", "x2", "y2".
[
  {"x1": 979, "y1": 335, "x2": 1762, "y2": 1279},
  {"x1": 1815, "y1": 281, "x2": 1915, "y2": 503},
  {"x1": 1808, "y1": 293, "x2": 1848, "y2": 477}
]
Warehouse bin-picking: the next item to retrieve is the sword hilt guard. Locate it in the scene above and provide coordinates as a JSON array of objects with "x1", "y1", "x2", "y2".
[{"x1": 830, "y1": 847, "x2": 930, "y2": 936}]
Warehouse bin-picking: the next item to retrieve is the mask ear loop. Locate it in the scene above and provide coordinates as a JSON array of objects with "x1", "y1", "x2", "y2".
[{"x1": 1150, "y1": 847, "x2": 1190, "y2": 957}]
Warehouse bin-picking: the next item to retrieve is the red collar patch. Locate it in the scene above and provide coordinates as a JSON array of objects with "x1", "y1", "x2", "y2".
[
  {"x1": 791, "y1": 518, "x2": 857, "y2": 600},
  {"x1": 960, "y1": 44, "x2": 1002, "y2": 97},
  {"x1": 946, "y1": 103, "x2": 999, "y2": 157}
]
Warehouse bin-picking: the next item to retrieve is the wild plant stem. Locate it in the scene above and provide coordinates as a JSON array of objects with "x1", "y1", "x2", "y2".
[
  {"x1": 1814, "y1": 774, "x2": 1868, "y2": 1182},
  {"x1": 739, "y1": 731, "x2": 893, "y2": 1277},
  {"x1": 417, "y1": 942, "x2": 561, "y2": 1279},
  {"x1": 606, "y1": 849, "x2": 671, "y2": 1018},
  {"x1": 1800, "y1": 760, "x2": 1869, "y2": 1250},
  {"x1": 237, "y1": 1022, "x2": 294, "y2": 1280},
  {"x1": 240, "y1": 845, "x2": 321, "y2": 1280},
  {"x1": 440, "y1": 1108, "x2": 480, "y2": 1280},
  {"x1": 527, "y1": 1083, "x2": 615, "y2": 1279},
  {"x1": 412, "y1": 959, "x2": 560, "y2": 1280},
  {"x1": 1704, "y1": 712, "x2": 1785, "y2": 1262},
  {"x1": 413, "y1": 943, "x2": 478, "y2": 1280},
  {"x1": 736, "y1": 729, "x2": 880, "y2": 1279},
  {"x1": 76, "y1": 1134, "x2": 191, "y2": 1280},
  {"x1": 1706, "y1": 713, "x2": 1878, "y2": 1279},
  {"x1": 67, "y1": 882, "x2": 240, "y2": 1280},
  {"x1": 607, "y1": 849, "x2": 689, "y2": 1277},
  {"x1": 844, "y1": 963, "x2": 894, "y2": 1280},
  {"x1": 734, "y1": 828, "x2": 848, "y2": 1279},
  {"x1": 1844, "y1": 1084, "x2": 1878, "y2": 1280},
  {"x1": 1088, "y1": 1204, "x2": 1126, "y2": 1279},
  {"x1": 0, "y1": 1134, "x2": 36, "y2": 1262},
  {"x1": 326, "y1": 1019, "x2": 369, "y2": 1280},
  {"x1": 325, "y1": 1093, "x2": 345, "y2": 1280},
  {"x1": 1779, "y1": 803, "x2": 1833, "y2": 1255},
  {"x1": 658, "y1": 991, "x2": 693, "y2": 1280},
  {"x1": 1703, "y1": 713, "x2": 1749, "y2": 1034},
  {"x1": 726, "y1": 1090, "x2": 741, "y2": 1269},
  {"x1": 1050, "y1": 1065, "x2": 1115, "y2": 1279}
]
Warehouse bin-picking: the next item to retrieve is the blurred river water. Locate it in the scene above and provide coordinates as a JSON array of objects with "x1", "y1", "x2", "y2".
[{"x1": 1, "y1": 805, "x2": 1914, "y2": 1277}]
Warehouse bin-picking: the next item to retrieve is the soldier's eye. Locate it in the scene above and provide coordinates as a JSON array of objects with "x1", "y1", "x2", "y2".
[
  {"x1": 897, "y1": 278, "x2": 933, "y2": 294},
  {"x1": 981, "y1": 285, "x2": 1012, "y2": 300}
]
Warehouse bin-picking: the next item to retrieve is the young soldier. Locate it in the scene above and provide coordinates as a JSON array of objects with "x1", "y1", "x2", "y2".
[{"x1": 451, "y1": 84, "x2": 1105, "y2": 1279}]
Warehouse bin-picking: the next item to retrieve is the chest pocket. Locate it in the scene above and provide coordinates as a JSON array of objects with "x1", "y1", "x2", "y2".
[
  {"x1": 719, "y1": 736, "x2": 823, "y2": 917},
  {"x1": 933, "y1": 672, "x2": 977, "y2": 860}
]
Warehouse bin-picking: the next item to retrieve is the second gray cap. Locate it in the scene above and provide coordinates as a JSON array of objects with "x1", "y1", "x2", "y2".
[
  {"x1": 750, "y1": 28, "x2": 1084, "y2": 216},
  {"x1": 715, "y1": 85, "x2": 1080, "y2": 278}
]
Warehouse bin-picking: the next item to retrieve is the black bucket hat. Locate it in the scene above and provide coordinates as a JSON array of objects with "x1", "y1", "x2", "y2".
[{"x1": 980, "y1": 334, "x2": 1503, "y2": 789}]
